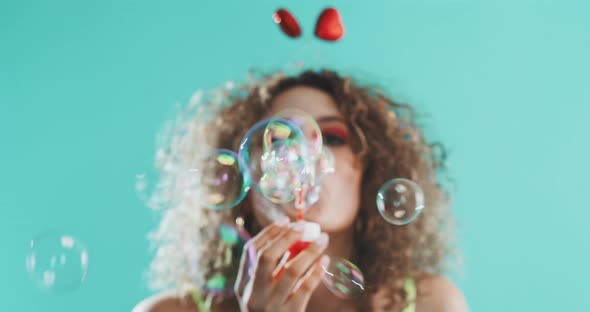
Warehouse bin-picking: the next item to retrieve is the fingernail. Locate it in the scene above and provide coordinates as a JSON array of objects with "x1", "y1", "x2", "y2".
[
  {"x1": 315, "y1": 233, "x2": 329, "y2": 248},
  {"x1": 274, "y1": 216, "x2": 289, "y2": 226},
  {"x1": 320, "y1": 255, "x2": 330, "y2": 268}
]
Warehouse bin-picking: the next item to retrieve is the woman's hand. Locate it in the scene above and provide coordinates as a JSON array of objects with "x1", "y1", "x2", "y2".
[{"x1": 234, "y1": 223, "x2": 329, "y2": 312}]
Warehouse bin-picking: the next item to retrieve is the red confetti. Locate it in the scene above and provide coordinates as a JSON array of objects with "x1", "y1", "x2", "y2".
[
  {"x1": 273, "y1": 8, "x2": 302, "y2": 38},
  {"x1": 314, "y1": 7, "x2": 345, "y2": 42}
]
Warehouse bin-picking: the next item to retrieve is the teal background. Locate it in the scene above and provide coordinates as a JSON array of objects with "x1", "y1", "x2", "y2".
[{"x1": 1, "y1": 0, "x2": 589, "y2": 311}]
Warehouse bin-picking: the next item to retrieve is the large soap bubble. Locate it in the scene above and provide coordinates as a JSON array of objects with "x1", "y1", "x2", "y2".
[{"x1": 201, "y1": 149, "x2": 250, "y2": 210}]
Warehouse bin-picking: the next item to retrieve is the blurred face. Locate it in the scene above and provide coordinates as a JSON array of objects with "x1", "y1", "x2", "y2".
[{"x1": 251, "y1": 86, "x2": 364, "y2": 233}]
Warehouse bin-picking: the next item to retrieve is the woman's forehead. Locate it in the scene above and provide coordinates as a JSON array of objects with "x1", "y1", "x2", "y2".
[{"x1": 268, "y1": 86, "x2": 342, "y2": 120}]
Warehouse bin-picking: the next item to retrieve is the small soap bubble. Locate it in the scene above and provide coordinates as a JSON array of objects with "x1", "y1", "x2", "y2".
[
  {"x1": 321, "y1": 257, "x2": 365, "y2": 299},
  {"x1": 258, "y1": 166, "x2": 300, "y2": 203},
  {"x1": 239, "y1": 118, "x2": 307, "y2": 192},
  {"x1": 376, "y1": 178, "x2": 425, "y2": 225},
  {"x1": 26, "y1": 232, "x2": 88, "y2": 293},
  {"x1": 260, "y1": 139, "x2": 307, "y2": 175},
  {"x1": 262, "y1": 119, "x2": 305, "y2": 155}
]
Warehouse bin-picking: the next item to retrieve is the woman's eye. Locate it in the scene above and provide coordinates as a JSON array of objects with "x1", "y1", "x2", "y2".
[{"x1": 323, "y1": 134, "x2": 346, "y2": 146}]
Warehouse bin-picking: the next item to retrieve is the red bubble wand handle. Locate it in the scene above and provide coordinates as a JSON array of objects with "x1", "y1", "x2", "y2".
[{"x1": 272, "y1": 185, "x2": 319, "y2": 280}]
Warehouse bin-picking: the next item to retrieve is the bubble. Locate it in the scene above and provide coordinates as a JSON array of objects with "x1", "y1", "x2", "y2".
[
  {"x1": 239, "y1": 118, "x2": 307, "y2": 194},
  {"x1": 25, "y1": 232, "x2": 88, "y2": 293},
  {"x1": 240, "y1": 114, "x2": 327, "y2": 213},
  {"x1": 258, "y1": 166, "x2": 300, "y2": 203},
  {"x1": 260, "y1": 139, "x2": 307, "y2": 175},
  {"x1": 201, "y1": 149, "x2": 250, "y2": 210},
  {"x1": 273, "y1": 109, "x2": 323, "y2": 160},
  {"x1": 376, "y1": 178, "x2": 425, "y2": 225},
  {"x1": 321, "y1": 257, "x2": 365, "y2": 299},
  {"x1": 302, "y1": 184, "x2": 321, "y2": 208},
  {"x1": 294, "y1": 146, "x2": 335, "y2": 208},
  {"x1": 259, "y1": 133, "x2": 331, "y2": 207},
  {"x1": 262, "y1": 118, "x2": 306, "y2": 155},
  {"x1": 268, "y1": 110, "x2": 327, "y2": 208}
]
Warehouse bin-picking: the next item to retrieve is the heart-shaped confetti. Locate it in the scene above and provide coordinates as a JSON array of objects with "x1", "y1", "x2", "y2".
[
  {"x1": 314, "y1": 7, "x2": 345, "y2": 42},
  {"x1": 273, "y1": 8, "x2": 302, "y2": 38}
]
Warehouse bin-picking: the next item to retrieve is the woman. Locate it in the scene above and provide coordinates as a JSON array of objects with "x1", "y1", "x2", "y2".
[{"x1": 134, "y1": 69, "x2": 468, "y2": 311}]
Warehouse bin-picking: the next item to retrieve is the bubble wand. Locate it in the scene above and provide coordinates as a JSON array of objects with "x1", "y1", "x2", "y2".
[{"x1": 273, "y1": 169, "x2": 321, "y2": 280}]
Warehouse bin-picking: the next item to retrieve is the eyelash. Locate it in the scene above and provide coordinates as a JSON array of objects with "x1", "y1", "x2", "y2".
[
  {"x1": 321, "y1": 130, "x2": 348, "y2": 146},
  {"x1": 323, "y1": 134, "x2": 346, "y2": 146}
]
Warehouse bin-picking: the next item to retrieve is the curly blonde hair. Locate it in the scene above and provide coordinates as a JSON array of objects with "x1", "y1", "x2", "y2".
[{"x1": 146, "y1": 68, "x2": 457, "y2": 311}]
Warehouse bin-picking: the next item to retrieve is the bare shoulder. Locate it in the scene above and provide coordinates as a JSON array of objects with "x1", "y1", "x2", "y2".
[
  {"x1": 132, "y1": 290, "x2": 199, "y2": 312},
  {"x1": 415, "y1": 275, "x2": 468, "y2": 312}
]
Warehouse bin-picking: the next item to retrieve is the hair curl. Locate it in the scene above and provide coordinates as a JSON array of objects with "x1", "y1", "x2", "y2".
[{"x1": 146, "y1": 69, "x2": 457, "y2": 311}]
